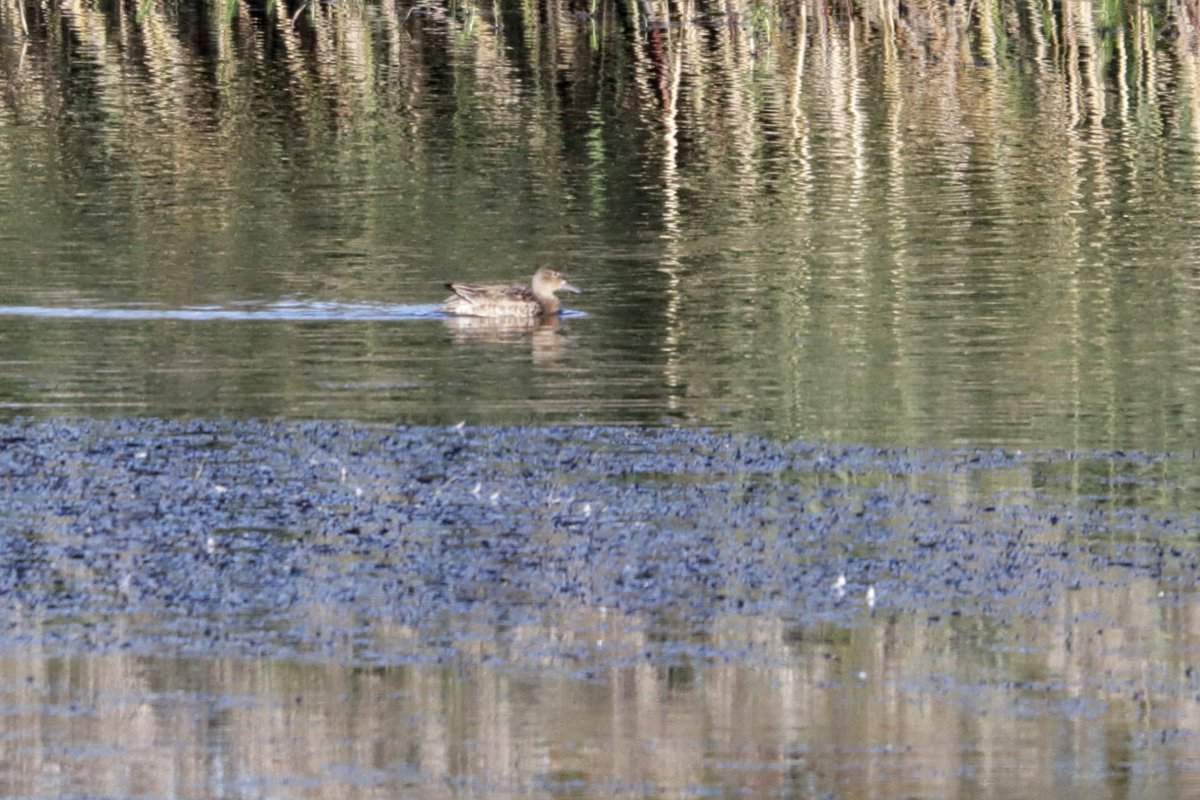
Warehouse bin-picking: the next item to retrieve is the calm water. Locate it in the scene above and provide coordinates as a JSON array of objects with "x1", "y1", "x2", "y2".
[
  {"x1": 1, "y1": 0, "x2": 1197, "y2": 450},
  {"x1": 3, "y1": 0, "x2": 1200, "y2": 796}
]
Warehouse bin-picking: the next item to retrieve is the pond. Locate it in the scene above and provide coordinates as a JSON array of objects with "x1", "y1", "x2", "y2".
[{"x1": 1, "y1": 0, "x2": 1200, "y2": 796}]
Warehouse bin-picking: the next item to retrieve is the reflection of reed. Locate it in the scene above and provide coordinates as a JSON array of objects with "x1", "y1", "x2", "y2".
[
  {"x1": 2, "y1": 567, "x2": 1198, "y2": 797},
  {"x1": 4, "y1": 0, "x2": 1196, "y2": 138},
  {"x1": 2, "y1": 0, "x2": 1199, "y2": 440},
  {"x1": 5, "y1": 0, "x2": 1197, "y2": 191}
]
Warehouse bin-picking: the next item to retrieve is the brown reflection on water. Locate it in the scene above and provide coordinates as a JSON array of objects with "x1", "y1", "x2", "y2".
[{"x1": 4, "y1": 580, "x2": 1200, "y2": 799}]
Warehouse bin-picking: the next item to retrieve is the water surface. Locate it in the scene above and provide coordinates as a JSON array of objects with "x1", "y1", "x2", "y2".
[
  {"x1": 3, "y1": 0, "x2": 1200, "y2": 797},
  {"x1": 2, "y1": 0, "x2": 1199, "y2": 450}
]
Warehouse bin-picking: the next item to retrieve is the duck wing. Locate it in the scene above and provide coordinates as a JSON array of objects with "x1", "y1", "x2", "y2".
[{"x1": 445, "y1": 281, "x2": 535, "y2": 304}]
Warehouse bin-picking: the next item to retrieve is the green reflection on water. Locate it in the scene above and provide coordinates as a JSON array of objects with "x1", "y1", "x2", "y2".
[{"x1": 1, "y1": 0, "x2": 1199, "y2": 452}]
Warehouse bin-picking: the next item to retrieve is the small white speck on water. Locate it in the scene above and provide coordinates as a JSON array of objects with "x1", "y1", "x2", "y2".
[
  {"x1": 453, "y1": 421, "x2": 466, "y2": 434},
  {"x1": 865, "y1": 585, "x2": 876, "y2": 608},
  {"x1": 135, "y1": 451, "x2": 147, "y2": 460},
  {"x1": 833, "y1": 574, "x2": 846, "y2": 596},
  {"x1": 582, "y1": 502, "x2": 592, "y2": 517},
  {"x1": 471, "y1": 482, "x2": 482, "y2": 496},
  {"x1": 205, "y1": 536, "x2": 218, "y2": 555},
  {"x1": 213, "y1": 484, "x2": 228, "y2": 495},
  {"x1": 490, "y1": 490, "x2": 500, "y2": 504}
]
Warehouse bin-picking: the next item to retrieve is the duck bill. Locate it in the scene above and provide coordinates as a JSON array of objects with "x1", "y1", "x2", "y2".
[{"x1": 562, "y1": 282, "x2": 582, "y2": 294}]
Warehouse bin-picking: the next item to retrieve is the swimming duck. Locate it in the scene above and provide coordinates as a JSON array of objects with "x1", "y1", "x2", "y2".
[{"x1": 443, "y1": 267, "x2": 582, "y2": 318}]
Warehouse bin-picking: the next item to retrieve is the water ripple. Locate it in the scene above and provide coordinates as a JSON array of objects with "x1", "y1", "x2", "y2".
[{"x1": 0, "y1": 302, "x2": 444, "y2": 322}]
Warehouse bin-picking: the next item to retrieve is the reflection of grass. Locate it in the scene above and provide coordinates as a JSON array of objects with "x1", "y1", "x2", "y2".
[
  {"x1": 1099, "y1": 0, "x2": 1124, "y2": 30},
  {"x1": 1038, "y1": 0, "x2": 1058, "y2": 50},
  {"x1": 747, "y1": 0, "x2": 775, "y2": 42},
  {"x1": 988, "y1": 0, "x2": 1009, "y2": 65},
  {"x1": 22, "y1": 0, "x2": 1194, "y2": 75},
  {"x1": 3, "y1": 0, "x2": 1200, "y2": 457},
  {"x1": 454, "y1": 0, "x2": 476, "y2": 42}
]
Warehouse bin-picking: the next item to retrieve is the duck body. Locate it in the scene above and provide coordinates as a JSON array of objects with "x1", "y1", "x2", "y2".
[{"x1": 443, "y1": 267, "x2": 581, "y2": 318}]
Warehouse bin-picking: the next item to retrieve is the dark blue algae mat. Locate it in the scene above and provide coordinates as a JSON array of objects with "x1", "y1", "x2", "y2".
[{"x1": 0, "y1": 418, "x2": 1196, "y2": 666}]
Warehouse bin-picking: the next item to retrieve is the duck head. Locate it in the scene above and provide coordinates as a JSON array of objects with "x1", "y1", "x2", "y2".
[{"x1": 532, "y1": 267, "x2": 582, "y2": 299}]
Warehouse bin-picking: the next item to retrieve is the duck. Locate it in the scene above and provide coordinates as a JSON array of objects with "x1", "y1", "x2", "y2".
[{"x1": 443, "y1": 267, "x2": 582, "y2": 318}]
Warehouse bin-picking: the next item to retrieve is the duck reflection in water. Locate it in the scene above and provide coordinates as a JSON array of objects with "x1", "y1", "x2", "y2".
[{"x1": 442, "y1": 314, "x2": 569, "y2": 363}]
